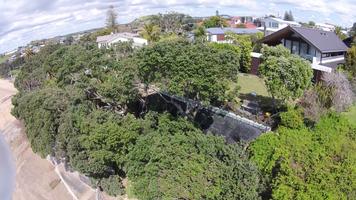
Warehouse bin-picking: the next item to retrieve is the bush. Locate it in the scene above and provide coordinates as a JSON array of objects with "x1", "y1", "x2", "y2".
[
  {"x1": 100, "y1": 175, "x2": 125, "y2": 196},
  {"x1": 250, "y1": 114, "x2": 356, "y2": 200},
  {"x1": 136, "y1": 40, "x2": 241, "y2": 105},
  {"x1": 126, "y1": 114, "x2": 262, "y2": 200},
  {"x1": 259, "y1": 45, "x2": 313, "y2": 102},
  {"x1": 280, "y1": 107, "x2": 304, "y2": 129},
  {"x1": 322, "y1": 71, "x2": 354, "y2": 112}
]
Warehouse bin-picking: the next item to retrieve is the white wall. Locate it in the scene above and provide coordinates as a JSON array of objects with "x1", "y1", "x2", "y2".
[
  {"x1": 99, "y1": 37, "x2": 148, "y2": 48},
  {"x1": 208, "y1": 34, "x2": 217, "y2": 42}
]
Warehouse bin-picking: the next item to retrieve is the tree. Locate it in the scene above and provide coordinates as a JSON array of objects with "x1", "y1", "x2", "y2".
[
  {"x1": 126, "y1": 114, "x2": 262, "y2": 200},
  {"x1": 15, "y1": 44, "x2": 60, "y2": 91},
  {"x1": 259, "y1": 45, "x2": 313, "y2": 102},
  {"x1": 11, "y1": 87, "x2": 71, "y2": 157},
  {"x1": 345, "y1": 46, "x2": 356, "y2": 76},
  {"x1": 156, "y1": 12, "x2": 194, "y2": 34},
  {"x1": 335, "y1": 26, "x2": 347, "y2": 40},
  {"x1": 225, "y1": 33, "x2": 253, "y2": 73},
  {"x1": 284, "y1": 10, "x2": 294, "y2": 21},
  {"x1": 64, "y1": 36, "x2": 74, "y2": 45},
  {"x1": 193, "y1": 26, "x2": 206, "y2": 42},
  {"x1": 250, "y1": 114, "x2": 356, "y2": 200},
  {"x1": 300, "y1": 21, "x2": 315, "y2": 28},
  {"x1": 24, "y1": 48, "x2": 34, "y2": 59},
  {"x1": 140, "y1": 23, "x2": 161, "y2": 43},
  {"x1": 136, "y1": 40, "x2": 240, "y2": 105},
  {"x1": 106, "y1": 5, "x2": 118, "y2": 31},
  {"x1": 349, "y1": 22, "x2": 356, "y2": 37},
  {"x1": 250, "y1": 32, "x2": 264, "y2": 52},
  {"x1": 203, "y1": 16, "x2": 228, "y2": 28}
]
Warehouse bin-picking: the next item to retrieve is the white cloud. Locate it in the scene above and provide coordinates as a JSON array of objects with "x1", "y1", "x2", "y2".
[{"x1": 0, "y1": 0, "x2": 355, "y2": 53}]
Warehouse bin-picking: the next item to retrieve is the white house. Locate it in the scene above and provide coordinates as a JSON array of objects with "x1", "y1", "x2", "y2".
[
  {"x1": 96, "y1": 32, "x2": 148, "y2": 48},
  {"x1": 205, "y1": 27, "x2": 261, "y2": 43},
  {"x1": 315, "y1": 23, "x2": 336, "y2": 32},
  {"x1": 257, "y1": 17, "x2": 301, "y2": 36}
]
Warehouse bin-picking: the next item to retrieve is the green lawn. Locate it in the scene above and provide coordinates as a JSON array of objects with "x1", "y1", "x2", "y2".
[
  {"x1": 0, "y1": 55, "x2": 9, "y2": 64},
  {"x1": 227, "y1": 73, "x2": 272, "y2": 110},
  {"x1": 343, "y1": 105, "x2": 356, "y2": 126},
  {"x1": 237, "y1": 73, "x2": 269, "y2": 97}
]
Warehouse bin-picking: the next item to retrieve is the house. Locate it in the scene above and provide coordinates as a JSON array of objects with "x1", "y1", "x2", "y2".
[
  {"x1": 261, "y1": 26, "x2": 348, "y2": 80},
  {"x1": 315, "y1": 23, "x2": 335, "y2": 32},
  {"x1": 206, "y1": 27, "x2": 261, "y2": 43},
  {"x1": 257, "y1": 17, "x2": 301, "y2": 36},
  {"x1": 228, "y1": 16, "x2": 257, "y2": 28},
  {"x1": 96, "y1": 32, "x2": 148, "y2": 48}
]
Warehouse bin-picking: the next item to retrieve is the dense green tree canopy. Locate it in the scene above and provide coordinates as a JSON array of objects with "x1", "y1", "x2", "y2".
[
  {"x1": 127, "y1": 114, "x2": 262, "y2": 200},
  {"x1": 259, "y1": 45, "x2": 313, "y2": 102},
  {"x1": 250, "y1": 114, "x2": 356, "y2": 199},
  {"x1": 225, "y1": 33, "x2": 253, "y2": 73},
  {"x1": 12, "y1": 28, "x2": 355, "y2": 200},
  {"x1": 12, "y1": 87, "x2": 71, "y2": 156},
  {"x1": 136, "y1": 39, "x2": 240, "y2": 105},
  {"x1": 11, "y1": 39, "x2": 262, "y2": 198},
  {"x1": 140, "y1": 23, "x2": 161, "y2": 43},
  {"x1": 346, "y1": 46, "x2": 356, "y2": 76},
  {"x1": 202, "y1": 16, "x2": 229, "y2": 28}
]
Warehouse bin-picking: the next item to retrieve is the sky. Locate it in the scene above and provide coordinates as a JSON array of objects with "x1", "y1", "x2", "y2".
[{"x1": 0, "y1": 0, "x2": 356, "y2": 53}]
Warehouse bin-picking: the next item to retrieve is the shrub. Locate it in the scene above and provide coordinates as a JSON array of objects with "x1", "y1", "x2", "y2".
[
  {"x1": 100, "y1": 175, "x2": 125, "y2": 196},
  {"x1": 250, "y1": 114, "x2": 356, "y2": 200},
  {"x1": 322, "y1": 71, "x2": 354, "y2": 112},
  {"x1": 280, "y1": 107, "x2": 304, "y2": 129}
]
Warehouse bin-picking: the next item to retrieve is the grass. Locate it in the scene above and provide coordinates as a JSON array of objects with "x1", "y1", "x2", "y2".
[
  {"x1": 125, "y1": 179, "x2": 137, "y2": 199},
  {"x1": 237, "y1": 73, "x2": 269, "y2": 97},
  {"x1": 0, "y1": 55, "x2": 9, "y2": 64},
  {"x1": 227, "y1": 73, "x2": 272, "y2": 111},
  {"x1": 343, "y1": 105, "x2": 356, "y2": 126}
]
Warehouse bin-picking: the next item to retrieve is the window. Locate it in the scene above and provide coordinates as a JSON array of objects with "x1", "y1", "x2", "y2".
[
  {"x1": 292, "y1": 41, "x2": 299, "y2": 54},
  {"x1": 272, "y1": 22, "x2": 279, "y2": 28},
  {"x1": 322, "y1": 53, "x2": 331, "y2": 58},
  {"x1": 330, "y1": 52, "x2": 344, "y2": 56},
  {"x1": 285, "y1": 40, "x2": 291, "y2": 50},
  {"x1": 300, "y1": 42, "x2": 308, "y2": 56}
]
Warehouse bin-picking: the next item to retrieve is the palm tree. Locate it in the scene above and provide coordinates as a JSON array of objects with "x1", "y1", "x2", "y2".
[
  {"x1": 194, "y1": 26, "x2": 206, "y2": 42},
  {"x1": 140, "y1": 23, "x2": 160, "y2": 43},
  {"x1": 335, "y1": 26, "x2": 347, "y2": 40},
  {"x1": 24, "y1": 48, "x2": 34, "y2": 59}
]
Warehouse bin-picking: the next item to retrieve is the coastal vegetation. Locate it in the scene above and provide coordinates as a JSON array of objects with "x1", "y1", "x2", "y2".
[
  {"x1": 11, "y1": 40, "x2": 263, "y2": 198},
  {"x1": 5, "y1": 13, "x2": 356, "y2": 199}
]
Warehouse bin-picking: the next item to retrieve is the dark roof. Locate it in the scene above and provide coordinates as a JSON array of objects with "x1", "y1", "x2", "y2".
[
  {"x1": 263, "y1": 26, "x2": 349, "y2": 53},
  {"x1": 206, "y1": 27, "x2": 260, "y2": 35}
]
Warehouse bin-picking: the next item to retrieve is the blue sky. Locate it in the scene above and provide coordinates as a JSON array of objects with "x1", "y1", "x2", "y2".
[{"x1": 0, "y1": 0, "x2": 355, "y2": 53}]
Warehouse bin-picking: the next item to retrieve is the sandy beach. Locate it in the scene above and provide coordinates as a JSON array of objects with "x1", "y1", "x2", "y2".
[{"x1": 0, "y1": 79, "x2": 72, "y2": 200}]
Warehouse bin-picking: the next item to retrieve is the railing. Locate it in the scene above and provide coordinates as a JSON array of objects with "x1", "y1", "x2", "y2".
[
  {"x1": 300, "y1": 54, "x2": 314, "y2": 62},
  {"x1": 321, "y1": 55, "x2": 345, "y2": 63}
]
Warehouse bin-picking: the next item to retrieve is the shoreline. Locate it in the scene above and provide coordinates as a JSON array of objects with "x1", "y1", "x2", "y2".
[
  {"x1": 0, "y1": 133, "x2": 15, "y2": 200},
  {"x1": 0, "y1": 78, "x2": 121, "y2": 200},
  {"x1": 0, "y1": 78, "x2": 73, "y2": 200}
]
